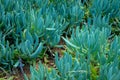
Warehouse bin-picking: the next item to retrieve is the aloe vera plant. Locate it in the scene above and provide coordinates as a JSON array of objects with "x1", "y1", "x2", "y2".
[
  {"x1": 90, "y1": 0, "x2": 120, "y2": 18},
  {"x1": 63, "y1": 27, "x2": 110, "y2": 55},
  {"x1": 16, "y1": 30, "x2": 43, "y2": 59},
  {"x1": 26, "y1": 39, "x2": 120, "y2": 79},
  {"x1": 0, "y1": 35, "x2": 14, "y2": 71},
  {"x1": 98, "y1": 36, "x2": 120, "y2": 80},
  {"x1": 62, "y1": 27, "x2": 120, "y2": 79},
  {"x1": 29, "y1": 7, "x2": 69, "y2": 46},
  {"x1": 26, "y1": 52, "x2": 88, "y2": 80},
  {"x1": 0, "y1": 0, "x2": 120, "y2": 79}
]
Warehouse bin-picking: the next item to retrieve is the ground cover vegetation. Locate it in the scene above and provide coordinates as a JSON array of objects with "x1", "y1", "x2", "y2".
[{"x1": 0, "y1": 0, "x2": 120, "y2": 80}]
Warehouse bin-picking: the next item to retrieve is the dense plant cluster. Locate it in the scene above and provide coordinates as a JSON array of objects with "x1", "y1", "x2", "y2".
[{"x1": 0, "y1": 0, "x2": 120, "y2": 80}]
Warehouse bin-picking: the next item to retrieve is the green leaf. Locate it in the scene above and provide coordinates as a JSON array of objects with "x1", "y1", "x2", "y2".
[
  {"x1": 62, "y1": 37, "x2": 80, "y2": 49},
  {"x1": 13, "y1": 60, "x2": 19, "y2": 68},
  {"x1": 30, "y1": 43, "x2": 43, "y2": 59}
]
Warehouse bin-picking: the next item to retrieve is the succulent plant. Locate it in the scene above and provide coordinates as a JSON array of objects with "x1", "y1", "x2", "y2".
[
  {"x1": 16, "y1": 30, "x2": 43, "y2": 59},
  {"x1": 0, "y1": 0, "x2": 120, "y2": 79}
]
